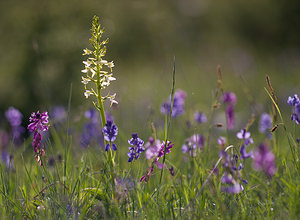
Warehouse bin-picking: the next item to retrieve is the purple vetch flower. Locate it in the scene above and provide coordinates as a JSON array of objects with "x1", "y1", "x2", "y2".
[
  {"x1": 28, "y1": 111, "x2": 50, "y2": 166},
  {"x1": 253, "y1": 143, "x2": 276, "y2": 176},
  {"x1": 182, "y1": 134, "x2": 205, "y2": 157},
  {"x1": 291, "y1": 104, "x2": 300, "y2": 124},
  {"x1": 102, "y1": 120, "x2": 118, "y2": 151},
  {"x1": 287, "y1": 94, "x2": 300, "y2": 124},
  {"x1": 5, "y1": 107, "x2": 23, "y2": 127},
  {"x1": 194, "y1": 111, "x2": 207, "y2": 124},
  {"x1": 217, "y1": 136, "x2": 226, "y2": 148},
  {"x1": 161, "y1": 89, "x2": 186, "y2": 118},
  {"x1": 240, "y1": 145, "x2": 253, "y2": 159},
  {"x1": 236, "y1": 129, "x2": 253, "y2": 146},
  {"x1": 128, "y1": 133, "x2": 145, "y2": 162},
  {"x1": 287, "y1": 94, "x2": 300, "y2": 106},
  {"x1": 140, "y1": 166, "x2": 154, "y2": 183},
  {"x1": 145, "y1": 137, "x2": 161, "y2": 160}
]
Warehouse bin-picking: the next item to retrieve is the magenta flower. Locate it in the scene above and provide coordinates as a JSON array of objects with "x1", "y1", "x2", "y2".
[
  {"x1": 253, "y1": 143, "x2": 276, "y2": 176},
  {"x1": 28, "y1": 111, "x2": 50, "y2": 166}
]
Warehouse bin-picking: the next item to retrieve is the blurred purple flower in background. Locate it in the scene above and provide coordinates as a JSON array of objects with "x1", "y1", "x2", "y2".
[
  {"x1": 81, "y1": 109, "x2": 104, "y2": 148},
  {"x1": 253, "y1": 143, "x2": 276, "y2": 176},
  {"x1": 145, "y1": 137, "x2": 161, "y2": 160},
  {"x1": 259, "y1": 113, "x2": 272, "y2": 133},
  {"x1": 128, "y1": 133, "x2": 145, "y2": 162},
  {"x1": 194, "y1": 111, "x2": 207, "y2": 124},
  {"x1": 49, "y1": 106, "x2": 67, "y2": 125},
  {"x1": 5, "y1": 107, "x2": 25, "y2": 145},
  {"x1": 5, "y1": 107, "x2": 23, "y2": 127},
  {"x1": 161, "y1": 89, "x2": 186, "y2": 118},
  {"x1": 287, "y1": 94, "x2": 300, "y2": 124},
  {"x1": 102, "y1": 120, "x2": 118, "y2": 151}
]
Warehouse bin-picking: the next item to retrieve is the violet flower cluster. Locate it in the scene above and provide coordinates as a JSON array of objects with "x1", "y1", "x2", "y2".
[
  {"x1": 287, "y1": 94, "x2": 300, "y2": 124},
  {"x1": 27, "y1": 111, "x2": 50, "y2": 166},
  {"x1": 5, "y1": 107, "x2": 25, "y2": 145},
  {"x1": 161, "y1": 89, "x2": 186, "y2": 118},
  {"x1": 182, "y1": 134, "x2": 205, "y2": 157},
  {"x1": 221, "y1": 92, "x2": 236, "y2": 130},
  {"x1": 103, "y1": 120, "x2": 118, "y2": 151},
  {"x1": 128, "y1": 133, "x2": 145, "y2": 162},
  {"x1": 219, "y1": 150, "x2": 248, "y2": 194}
]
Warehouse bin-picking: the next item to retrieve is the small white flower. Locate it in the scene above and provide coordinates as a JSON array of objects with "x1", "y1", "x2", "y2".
[
  {"x1": 83, "y1": 48, "x2": 92, "y2": 55},
  {"x1": 100, "y1": 60, "x2": 108, "y2": 64},
  {"x1": 81, "y1": 77, "x2": 90, "y2": 85},
  {"x1": 84, "y1": 90, "x2": 93, "y2": 98},
  {"x1": 106, "y1": 61, "x2": 114, "y2": 68},
  {"x1": 81, "y1": 69, "x2": 88, "y2": 74},
  {"x1": 108, "y1": 94, "x2": 118, "y2": 106}
]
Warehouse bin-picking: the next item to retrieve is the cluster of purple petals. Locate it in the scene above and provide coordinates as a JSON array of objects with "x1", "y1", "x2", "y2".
[
  {"x1": 102, "y1": 120, "x2": 118, "y2": 151},
  {"x1": 5, "y1": 107, "x2": 25, "y2": 145},
  {"x1": 161, "y1": 89, "x2": 186, "y2": 118},
  {"x1": 140, "y1": 166, "x2": 154, "y2": 183},
  {"x1": 128, "y1": 133, "x2": 145, "y2": 162},
  {"x1": 182, "y1": 134, "x2": 205, "y2": 157},
  {"x1": 221, "y1": 92, "x2": 236, "y2": 130},
  {"x1": 219, "y1": 149, "x2": 249, "y2": 194},
  {"x1": 220, "y1": 145, "x2": 252, "y2": 194},
  {"x1": 81, "y1": 109, "x2": 104, "y2": 148},
  {"x1": 28, "y1": 111, "x2": 50, "y2": 166},
  {"x1": 194, "y1": 111, "x2": 207, "y2": 124},
  {"x1": 253, "y1": 143, "x2": 276, "y2": 176},
  {"x1": 145, "y1": 137, "x2": 161, "y2": 160},
  {"x1": 287, "y1": 94, "x2": 300, "y2": 124}
]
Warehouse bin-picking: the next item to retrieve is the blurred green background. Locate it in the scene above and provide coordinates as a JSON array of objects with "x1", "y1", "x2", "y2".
[{"x1": 0, "y1": 0, "x2": 299, "y2": 124}]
